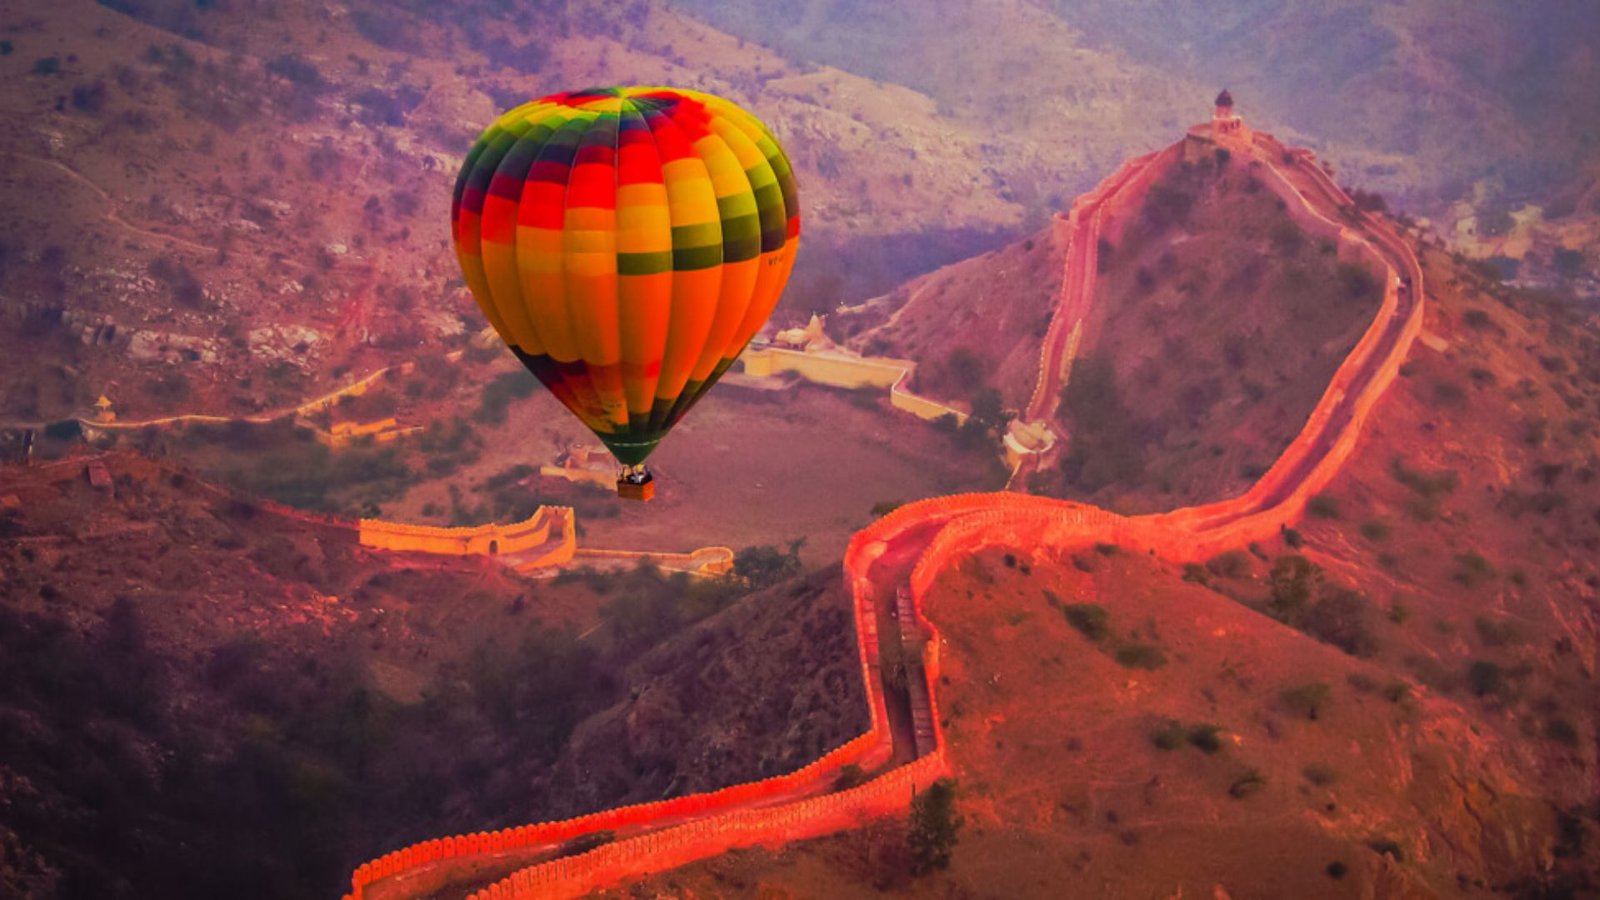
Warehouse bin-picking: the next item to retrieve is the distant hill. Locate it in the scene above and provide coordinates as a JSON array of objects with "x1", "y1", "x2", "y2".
[{"x1": 678, "y1": 0, "x2": 1600, "y2": 213}]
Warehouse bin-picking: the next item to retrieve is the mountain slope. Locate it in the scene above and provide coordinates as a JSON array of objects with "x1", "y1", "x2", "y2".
[
  {"x1": 0, "y1": 454, "x2": 864, "y2": 898},
  {"x1": 588, "y1": 184, "x2": 1600, "y2": 900}
]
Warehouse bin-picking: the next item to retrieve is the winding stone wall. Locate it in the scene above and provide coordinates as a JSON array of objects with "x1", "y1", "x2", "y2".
[{"x1": 344, "y1": 127, "x2": 1427, "y2": 900}]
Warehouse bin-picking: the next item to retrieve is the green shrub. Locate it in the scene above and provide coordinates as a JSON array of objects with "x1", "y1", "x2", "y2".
[
  {"x1": 1467, "y1": 661, "x2": 1505, "y2": 697},
  {"x1": 1306, "y1": 494, "x2": 1341, "y2": 519},
  {"x1": 1186, "y1": 724, "x2": 1224, "y2": 754},
  {"x1": 1114, "y1": 643, "x2": 1167, "y2": 670},
  {"x1": 1206, "y1": 550, "x2": 1252, "y2": 579},
  {"x1": 1268, "y1": 555, "x2": 1321, "y2": 624},
  {"x1": 733, "y1": 542, "x2": 803, "y2": 589},
  {"x1": 1544, "y1": 718, "x2": 1579, "y2": 747},
  {"x1": 1432, "y1": 379, "x2": 1467, "y2": 406},
  {"x1": 1062, "y1": 604, "x2": 1109, "y2": 642},
  {"x1": 1387, "y1": 599, "x2": 1410, "y2": 624},
  {"x1": 1367, "y1": 838, "x2": 1405, "y2": 861},
  {"x1": 1391, "y1": 457, "x2": 1459, "y2": 497},
  {"x1": 1228, "y1": 768, "x2": 1267, "y2": 798},
  {"x1": 1270, "y1": 220, "x2": 1305, "y2": 254},
  {"x1": 1303, "y1": 762, "x2": 1337, "y2": 786},
  {"x1": 1336, "y1": 263, "x2": 1379, "y2": 301},
  {"x1": 1280, "y1": 682, "x2": 1332, "y2": 720},
  {"x1": 908, "y1": 778, "x2": 963, "y2": 875},
  {"x1": 1359, "y1": 520, "x2": 1391, "y2": 541},
  {"x1": 1391, "y1": 457, "x2": 1458, "y2": 520},
  {"x1": 1453, "y1": 552, "x2": 1495, "y2": 588},
  {"x1": 1149, "y1": 719, "x2": 1185, "y2": 750},
  {"x1": 1473, "y1": 615, "x2": 1522, "y2": 647},
  {"x1": 1181, "y1": 563, "x2": 1209, "y2": 585},
  {"x1": 473, "y1": 371, "x2": 540, "y2": 424},
  {"x1": 833, "y1": 763, "x2": 867, "y2": 791},
  {"x1": 1302, "y1": 588, "x2": 1380, "y2": 658}
]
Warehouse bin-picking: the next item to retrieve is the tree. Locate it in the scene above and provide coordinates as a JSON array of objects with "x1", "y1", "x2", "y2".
[
  {"x1": 1268, "y1": 555, "x2": 1321, "y2": 624},
  {"x1": 1477, "y1": 204, "x2": 1514, "y2": 237},
  {"x1": 733, "y1": 542, "x2": 802, "y2": 589},
  {"x1": 909, "y1": 778, "x2": 963, "y2": 875},
  {"x1": 945, "y1": 348, "x2": 984, "y2": 388},
  {"x1": 969, "y1": 387, "x2": 1006, "y2": 429},
  {"x1": 1552, "y1": 247, "x2": 1586, "y2": 280}
]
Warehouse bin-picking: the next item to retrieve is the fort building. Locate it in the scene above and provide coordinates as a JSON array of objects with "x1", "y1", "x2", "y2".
[{"x1": 1185, "y1": 88, "x2": 1254, "y2": 161}]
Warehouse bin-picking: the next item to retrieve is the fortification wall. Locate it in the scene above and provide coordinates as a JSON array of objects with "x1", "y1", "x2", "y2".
[
  {"x1": 889, "y1": 370, "x2": 969, "y2": 424},
  {"x1": 537, "y1": 464, "x2": 614, "y2": 488},
  {"x1": 348, "y1": 727, "x2": 895, "y2": 899},
  {"x1": 741, "y1": 347, "x2": 907, "y2": 389},
  {"x1": 573, "y1": 545, "x2": 735, "y2": 576},
  {"x1": 740, "y1": 346, "x2": 970, "y2": 424},
  {"x1": 1152, "y1": 144, "x2": 1421, "y2": 554},
  {"x1": 467, "y1": 753, "x2": 948, "y2": 900},
  {"x1": 1097, "y1": 143, "x2": 1183, "y2": 246},
  {"x1": 1012, "y1": 142, "x2": 1182, "y2": 493},
  {"x1": 357, "y1": 507, "x2": 572, "y2": 561},
  {"x1": 1022, "y1": 145, "x2": 1181, "y2": 422}
]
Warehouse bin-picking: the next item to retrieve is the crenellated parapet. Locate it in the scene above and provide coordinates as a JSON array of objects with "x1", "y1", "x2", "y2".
[{"x1": 357, "y1": 506, "x2": 575, "y2": 566}]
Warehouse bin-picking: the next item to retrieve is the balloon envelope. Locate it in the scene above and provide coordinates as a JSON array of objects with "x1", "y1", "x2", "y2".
[{"x1": 451, "y1": 86, "x2": 800, "y2": 466}]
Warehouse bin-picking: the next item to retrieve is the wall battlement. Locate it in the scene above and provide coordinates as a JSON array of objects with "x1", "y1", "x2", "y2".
[
  {"x1": 741, "y1": 346, "x2": 970, "y2": 425},
  {"x1": 358, "y1": 506, "x2": 576, "y2": 569}
]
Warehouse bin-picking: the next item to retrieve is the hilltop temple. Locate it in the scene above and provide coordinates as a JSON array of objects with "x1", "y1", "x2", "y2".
[
  {"x1": 1185, "y1": 89, "x2": 1254, "y2": 162},
  {"x1": 1211, "y1": 89, "x2": 1248, "y2": 140}
]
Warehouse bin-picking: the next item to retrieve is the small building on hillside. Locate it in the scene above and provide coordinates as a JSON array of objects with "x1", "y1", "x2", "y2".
[
  {"x1": 540, "y1": 443, "x2": 617, "y2": 488},
  {"x1": 86, "y1": 460, "x2": 114, "y2": 494},
  {"x1": 1002, "y1": 419, "x2": 1057, "y2": 470},
  {"x1": 773, "y1": 313, "x2": 836, "y2": 352}
]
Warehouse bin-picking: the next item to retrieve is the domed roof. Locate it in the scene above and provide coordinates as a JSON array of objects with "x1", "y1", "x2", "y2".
[{"x1": 1215, "y1": 88, "x2": 1234, "y2": 109}]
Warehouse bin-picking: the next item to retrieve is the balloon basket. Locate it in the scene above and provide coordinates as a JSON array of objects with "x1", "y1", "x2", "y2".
[{"x1": 616, "y1": 477, "x2": 655, "y2": 502}]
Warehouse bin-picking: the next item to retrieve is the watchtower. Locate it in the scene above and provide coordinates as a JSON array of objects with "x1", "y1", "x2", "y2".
[{"x1": 1213, "y1": 88, "x2": 1245, "y2": 138}]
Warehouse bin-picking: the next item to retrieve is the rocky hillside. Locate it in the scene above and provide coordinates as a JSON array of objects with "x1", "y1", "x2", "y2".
[
  {"x1": 1042, "y1": 153, "x2": 1383, "y2": 513},
  {"x1": 685, "y1": 0, "x2": 1600, "y2": 214},
  {"x1": 0, "y1": 0, "x2": 1192, "y2": 426},
  {"x1": 834, "y1": 221, "x2": 1065, "y2": 415},
  {"x1": 615, "y1": 238, "x2": 1600, "y2": 899},
  {"x1": 0, "y1": 454, "x2": 864, "y2": 898}
]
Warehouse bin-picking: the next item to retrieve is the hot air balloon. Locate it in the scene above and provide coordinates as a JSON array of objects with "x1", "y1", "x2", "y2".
[{"x1": 451, "y1": 86, "x2": 800, "y2": 500}]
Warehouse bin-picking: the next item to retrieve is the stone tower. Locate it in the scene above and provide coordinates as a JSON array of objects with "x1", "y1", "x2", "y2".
[
  {"x1": 1211, "y1": 88, "x2": 1248, "y2": 141},
  {"x1": 1214, "y1": 88, "x2": 1234, "y2": 120}
]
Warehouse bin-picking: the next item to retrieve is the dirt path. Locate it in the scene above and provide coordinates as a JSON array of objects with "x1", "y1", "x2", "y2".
[
  {"x1": 341, "y1": 129, "x2": 1428, "y2": 900},
  {"x1": 8, "y1": 152, "x2": 216, "y2": 255}
]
